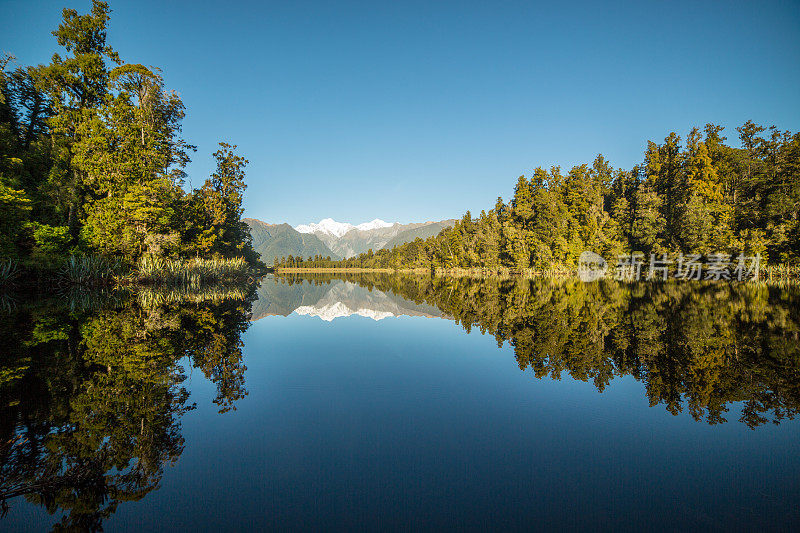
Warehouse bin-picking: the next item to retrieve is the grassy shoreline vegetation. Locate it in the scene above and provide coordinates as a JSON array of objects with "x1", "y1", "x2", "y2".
[
  {"x1": 276, "y1": 123, "x2": 799, "y2": 280},
  {"x1": 274, "y1": 264, "x2": 800, "y2": 283},
  {"x1": 274, "y1": 266, "x2": 574, "y2": 280},
  {"x1": 0, "y1": 1, "x2": 264, "y2": 292}
]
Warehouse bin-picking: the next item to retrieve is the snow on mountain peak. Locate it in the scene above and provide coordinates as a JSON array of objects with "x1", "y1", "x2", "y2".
[
  {"x1": 355, "y1": 218, "x2": 394, "y2": 231},
  {"x1": 295, "y1": 218, "x2": 395, "y2": 238},
  {"x1": 294, "y1": 303, "x2": 395, "y2": 322},
  {"x1": 295, "y1": 218, "x2": 353, "y2": 237}
]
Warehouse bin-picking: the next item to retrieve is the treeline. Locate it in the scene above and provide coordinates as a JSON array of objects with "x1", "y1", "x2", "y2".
[
  {"x1": 334, "y1": 124, "x2": 799, "y2": 270},
  {"x1": 274, "y1": 254, "x2": 337, "y2": 268},
  {"x1": 0, "y1": 1, "x2": 262, "y2": 276},
  {"x1": 280, "y1": 272, "x2": 800, "y2": 428}
]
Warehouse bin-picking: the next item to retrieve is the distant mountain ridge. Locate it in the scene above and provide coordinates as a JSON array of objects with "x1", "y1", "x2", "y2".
[
  {"x1": 245, "y1": 219, "x2": 340, "y2": 265},
  {"x1": 296, "y1": 218, "x2": 394, "y2": 238},
  {"x1": 293, "y1": 218, "x2": 457, "y2": 258},
  {"x1": 246, "y1": 217, "x2": 456, "y2": 264}
]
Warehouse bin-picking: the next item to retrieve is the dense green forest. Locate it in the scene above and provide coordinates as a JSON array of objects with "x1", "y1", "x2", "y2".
[
  {"x1": 0, "y1": 1, "x2": 262, "y2": 281},
  {"x1": 304, "y1": 123, "x2": 799, "y2": 271},
  {"x1": 279, "y1": 272, "x2": 800, "y2": 429}
]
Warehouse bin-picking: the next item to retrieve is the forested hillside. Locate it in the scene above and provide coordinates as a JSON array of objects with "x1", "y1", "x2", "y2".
[
  {"x1": 0, "y1": 1, "x2": 262, "y2": 276},
  {"x1": 313, "y1": 124, "x2": 799, "y2": 270}
]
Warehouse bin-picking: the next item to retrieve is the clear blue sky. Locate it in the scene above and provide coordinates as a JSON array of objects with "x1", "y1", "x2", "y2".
[{"x1": 3, "y1": 0, "x2": 799, "y2": 225}]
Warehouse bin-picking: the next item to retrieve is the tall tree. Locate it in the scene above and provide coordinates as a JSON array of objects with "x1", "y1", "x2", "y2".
[{"x1": 40, "y1": 0, "x2": 120, "y2": 239}]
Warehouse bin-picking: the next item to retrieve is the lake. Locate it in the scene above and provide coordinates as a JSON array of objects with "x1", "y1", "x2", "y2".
[{"x1": 2, "y1": 274, "x2": 800, "y2": 531}]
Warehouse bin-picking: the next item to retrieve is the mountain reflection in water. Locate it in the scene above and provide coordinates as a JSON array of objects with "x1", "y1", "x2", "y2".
[
  {"x1": 0, "y1": 274, "x2": 799, "y2": 530},
  {"x1": 269, "y1": 273, "x2": 800, "y2": 429},
  {"x1": 253, "y1": 277, "x2": 441, "y2": 321}
]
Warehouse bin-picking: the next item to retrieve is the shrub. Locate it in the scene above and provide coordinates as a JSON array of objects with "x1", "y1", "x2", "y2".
[{"x1": 32, "y1": 223, "x2": 71, "y2": 260}]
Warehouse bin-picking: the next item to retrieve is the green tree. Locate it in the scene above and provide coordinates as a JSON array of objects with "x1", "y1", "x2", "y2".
[{"x1": 39, "y1": 0, "x2": 120, "y2": 240}]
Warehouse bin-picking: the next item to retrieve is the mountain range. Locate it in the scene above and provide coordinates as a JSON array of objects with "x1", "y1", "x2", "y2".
[
  {"x1": 245, "y1": 217, "x2": 455, "y2": 265},
  {"x1": 251, "y1": 277, "x2": 443, "y2": 321},
  {"x1": 245, "y1": 219, "x2": 339, "y2": 265}
]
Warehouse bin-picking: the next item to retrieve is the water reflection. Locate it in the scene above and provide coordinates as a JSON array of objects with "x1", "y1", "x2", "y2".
[
  {"x1": 253, "y1": 276, "x2": 441, "y2": 321},
  {"x1": 274, "y1": 273, "x2": 800, "y2": 429},
  {"x1": 2, "y1": 274, "x2": 799, "y2": 529},
  {"x1": 0, "y1": 287, "x2": 255, "y2": 529}
]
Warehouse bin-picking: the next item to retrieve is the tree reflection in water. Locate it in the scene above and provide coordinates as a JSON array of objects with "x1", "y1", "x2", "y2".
[
  {"x1": 280, "y1": 273, "x2": 800, "y2": 429},
  {"x1": 2, "y1": 274, "x2": 800, "y2": 529},
  {"x1": 0, "y1": 286, "x2": 255, "y2": 530}
]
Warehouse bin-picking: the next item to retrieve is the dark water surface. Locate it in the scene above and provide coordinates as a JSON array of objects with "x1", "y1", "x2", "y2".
[{"x1": 2, "y1": 275, "x2": 800, "y2": 531}]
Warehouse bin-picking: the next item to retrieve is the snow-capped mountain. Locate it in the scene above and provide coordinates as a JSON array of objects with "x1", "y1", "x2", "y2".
[
  {"x1": 251, "y1": 278, "x2": 443, "y2": 321},
  {"x1": 293, "y1": 282, "x2": 407, "y2": 321},
  {"x1": 295, "y1": 218, "x2": 395, "y2": 238},
  {"x1": 246, "y1": 217, "x2": 457, "y2": 263},
  {"x1": 292, "y1": 218, "x2": 454, "y2": 259},
  {"x1": 294, "y1": 302, "x2": 396, "y2": 322}
]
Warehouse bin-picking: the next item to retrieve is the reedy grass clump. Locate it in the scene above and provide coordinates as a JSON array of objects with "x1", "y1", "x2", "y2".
[
  {"x1": 0, "y1": 260, "x2": 20, "y2": 288},
  {"x1": 57, "y1": 286, "x2": 126, "y2": 312},
  {"x1": 136, "y1": 284, "x2": 249, "y2": 308},
  {"x1": 136, "y1": 256, "x2": 251, "y2": 286},
  {"x1": 761, "y1": 265, "x2": 800, "y2": 283},
  {"x1": 0, "y1": 291, "x2": 17, "y2": 313},
  {"x1": 58, "y1": 256, "x2": 128, "y2": 287}
]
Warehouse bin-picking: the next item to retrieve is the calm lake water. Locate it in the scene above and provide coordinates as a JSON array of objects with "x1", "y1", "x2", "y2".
[{"x1": 2, "y1": 274, "x2": 800, "y2": 531}]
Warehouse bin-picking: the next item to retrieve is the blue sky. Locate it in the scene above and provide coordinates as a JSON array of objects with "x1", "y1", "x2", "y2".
[{"x1": 3, "y1": 0, "x2": 799, "y2": 225}]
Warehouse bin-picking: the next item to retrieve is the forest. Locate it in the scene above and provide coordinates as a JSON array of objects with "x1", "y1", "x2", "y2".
[
  {"x1": 0, "y1": 1, "x2": 263, "y2": 285},
  {"x1": 286, "y1": 123, "x2": 800, "y2": 273},
  {"x1": 6, "y1": 2, "x2": 798, "y2": 283}
]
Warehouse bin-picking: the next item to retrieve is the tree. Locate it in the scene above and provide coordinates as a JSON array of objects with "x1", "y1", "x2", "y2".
[
  {"x1": 0, "y1": 184, "x2": 31, "y2": 257},
  {"x1": 178, "y1": 143, "x2": 262, "y2": 268},
  {"x1": 679, "y1": 127, "x2": 733, "y2": 253},
  {"x1": 645, "y1": 133, "x2": 683, "y2": 250},
  {"x1": 39, "y1": 0, "x2": 121, "y2": 240}
]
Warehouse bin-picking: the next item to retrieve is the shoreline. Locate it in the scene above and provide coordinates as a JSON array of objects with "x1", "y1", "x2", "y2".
[
  {"x1": 272, "y1": 265, "x2": 800, "y2": 283},
  {"x1": 273, "y1": 267, "x2": 572, "y2": 278}
]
